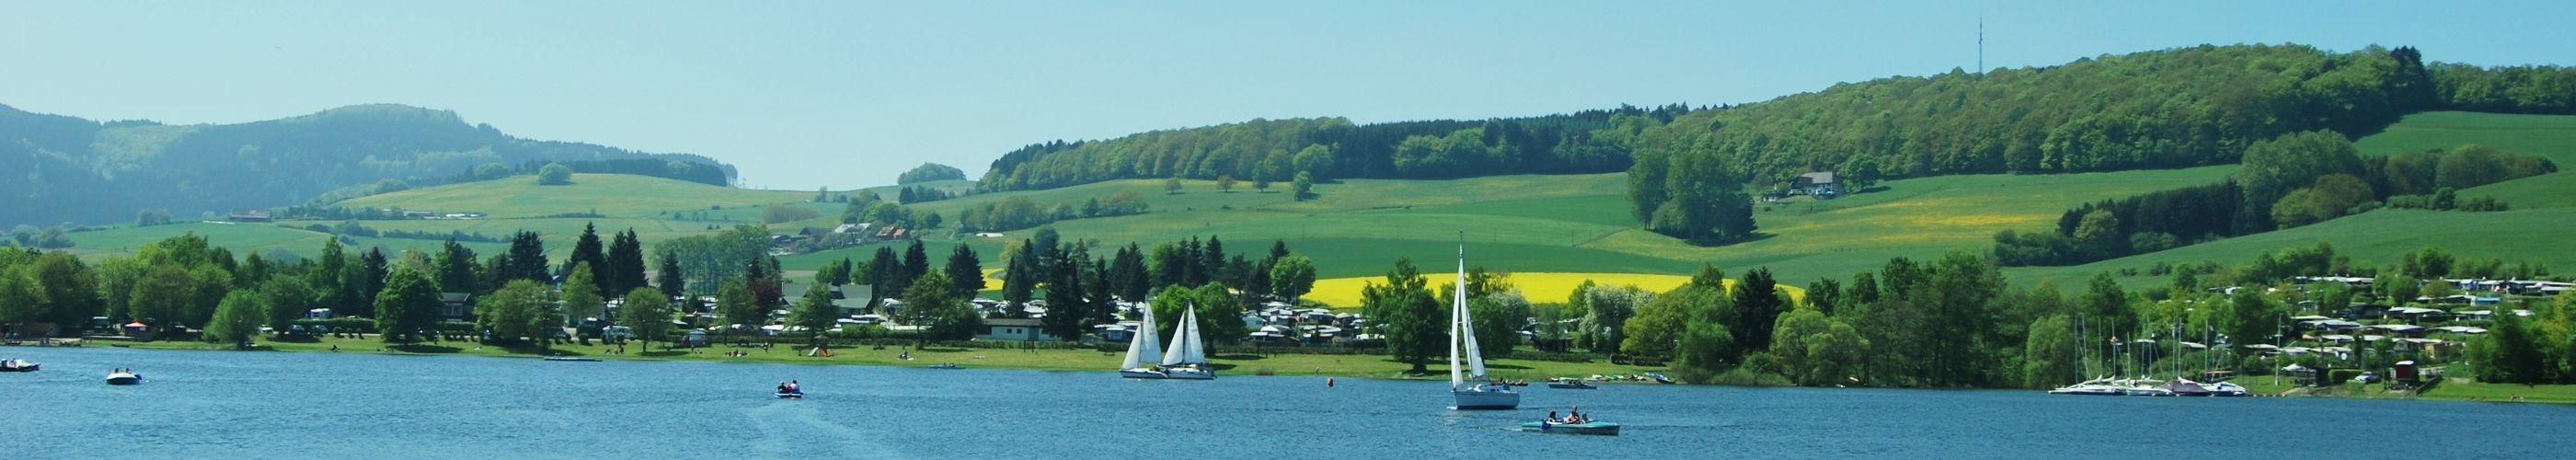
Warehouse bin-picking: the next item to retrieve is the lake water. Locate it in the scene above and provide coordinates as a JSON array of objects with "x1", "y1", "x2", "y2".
[{"x1": 6, "y1": 347, "x2": 2570, "y2": 459}]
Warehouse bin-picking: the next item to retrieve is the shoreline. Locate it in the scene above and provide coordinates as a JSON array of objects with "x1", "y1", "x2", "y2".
[
  {"x1": 66, "y1": 336, "x2": 1669, "y2": 383},
  {"x1": 33, "y1": 338, "x2": 2574, "y2": 404}
]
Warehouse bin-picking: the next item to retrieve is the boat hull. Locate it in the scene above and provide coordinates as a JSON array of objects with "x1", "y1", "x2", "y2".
[
  {"x1": 107, "y1": 374, "x2": 142, "y2": 385},
  {"x1": 1453, "y1": 388, "x2": 1520, "y2": 409},
  {"x1": 0, "y1": 362, "x2": 35, "y2": 373},
  {"x1": 1547, "y1": 382, "x2": 1595, "y2": 389},
  {"x1": 776, "y1": 392, "x2": 802, "y2": 398},
  {"x1": 1521, "y1": 421, "x2": 1619, "y2": 436},
  {"x1": 2045, "y1": 385, "x2": 2122, "y2": 396}
]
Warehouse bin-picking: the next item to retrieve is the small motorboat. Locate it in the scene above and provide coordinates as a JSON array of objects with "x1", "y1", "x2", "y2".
[
  {"x1": 1547, "y1": 377, "x2": 1597, "y2": 389},
  {"x1": 1643, "y1": 373, "x2": 1674, "y2": 384},
  {"x1": 1521, "y1": 420, "x2": 1620, "y2": 436},
  {"x1": 927, "y1": 362, "x2": 962, "y2": 370},
  {"x1": 0, "y1": 359, "x2": 36, "y2": 373},
  {"x1": 776, "y1": 391, "x2": 803, "y2": 398},
  {"x1": 107, "y1": 371, "x2": 143, "y2": 385},
  {"x1": 2205, "y1": 381, "x2": 2249, "y2": 397},
  {"x1": 542, "y1": 356, "x2": 601, "y2": 362}
]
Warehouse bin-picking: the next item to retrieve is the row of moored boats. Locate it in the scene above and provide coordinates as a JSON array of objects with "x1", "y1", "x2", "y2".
[{"x1": 2047, "y1": 377, "x2": 2248, "y2": 397}]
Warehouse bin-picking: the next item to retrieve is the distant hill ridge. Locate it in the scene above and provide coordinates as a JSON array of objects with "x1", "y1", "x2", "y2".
[
  {"x1": 981, "y1": 43, "x2": 2576, "y2": 193},
  {"x1": 0, "y1": 103, "x2": 736, "y2": 227}
]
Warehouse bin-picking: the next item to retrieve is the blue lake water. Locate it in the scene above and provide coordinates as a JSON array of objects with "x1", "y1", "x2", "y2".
[{"x1": 6, "y1": 346, "x2": 2571, "y2": 459}]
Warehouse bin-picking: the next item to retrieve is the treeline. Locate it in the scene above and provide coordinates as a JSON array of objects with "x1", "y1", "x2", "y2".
[
  {"x1": 952, "y1": 191, "x2": 1149, "y2": 234},
  {"x1": 6, "y1": 224, "x2": 75, "y2": 249},
  {"x1": 440, "y1": 158, "x2": 730, "y2": 188},
  {"x1": 290, "y1": 221, "x2": 503, "y2": 244},
  {"x1": 836, "y1": 190, "x2": 945, "y2": 231},
  {"x1": 1995, "y1": 132, "x2": 2556, "y2": 266},
  {"x1": 977, "y1": 105, "x2": 1689, "y2": 191},
  {"x1": 2431, "y1": 63, "x2": 2576, "y2": 114},
  {"x1": 896, "y1": 186, "x2": 959, "y2": 203}
]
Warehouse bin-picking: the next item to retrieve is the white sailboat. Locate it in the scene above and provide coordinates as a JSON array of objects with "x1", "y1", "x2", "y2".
[
  {"x1": 1156, "y1": 306, "x2": 1216, "y2": 380},
  {"x1": 1118, "y1": 302, "x2": 1170, "y2": 379},
  {"x1": 1450, "y1": 236, "x2": 1519, "y2": 409}
]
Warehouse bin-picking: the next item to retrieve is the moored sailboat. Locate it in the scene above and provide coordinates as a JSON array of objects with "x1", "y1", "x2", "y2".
[
  {"x1": 1150, "y1": 305, "x2": 1216, "y2": 380},
  {"x1": 1117, "y1": 302, "x2": 1170, "y2": 379},
  {"x1": 1449, "y1": 236, "x2": 1518, "y2": 409}
]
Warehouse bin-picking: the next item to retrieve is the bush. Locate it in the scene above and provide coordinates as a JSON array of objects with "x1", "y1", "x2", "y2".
[{"x1": 538, "y1": 163, "x2": 574, "y2": 185}]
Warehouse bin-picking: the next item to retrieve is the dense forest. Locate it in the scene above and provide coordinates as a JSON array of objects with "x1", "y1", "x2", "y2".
[
  {"x1": 976, "y1": 105, "x2": 1689, "y2": 191},
  {"x1": 0, "y1": 103, "x2": 735, "y2": 228}
]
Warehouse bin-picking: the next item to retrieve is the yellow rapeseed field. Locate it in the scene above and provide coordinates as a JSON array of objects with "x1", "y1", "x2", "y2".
[{"x1": 1305, "y1": 272, "x2": 1802, "y2": 308}]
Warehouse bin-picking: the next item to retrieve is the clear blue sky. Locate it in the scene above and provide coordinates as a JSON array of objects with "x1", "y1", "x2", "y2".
[{"x1": 6, "y1": 1, "x2": 2571, "y2": 190}]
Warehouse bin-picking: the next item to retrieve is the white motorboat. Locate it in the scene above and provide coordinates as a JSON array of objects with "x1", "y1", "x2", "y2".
[
  {"x1": 1448, "y1": 236, "x2": 1518, "y2": 410},
  {"x1": 0, "y1": 359, "x2": 36, "y2": 373},
  {"x1": 107, "y1": 371, "x2": 143, "y2": 385},
  {"x1": 2047, "y1": 377, "x2": 2124, "y2": 396}
]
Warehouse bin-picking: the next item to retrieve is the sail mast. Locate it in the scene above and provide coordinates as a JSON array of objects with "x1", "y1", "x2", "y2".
[{"x1": 1449, "y1": 232, "x2": 1466, "y2": 389}]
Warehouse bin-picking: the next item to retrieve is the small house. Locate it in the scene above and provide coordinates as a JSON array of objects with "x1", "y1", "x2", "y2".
[
  {"x1": 440, "y1": 293, "x2": 475, "y2": 321},
  {"x1": 226, "y1": 209, "x2": 273, "y2": 223},
  {"x1": 977, "y1": 317, "x2": 1048, "y2": 341},
  {"x1": 1791, "y1": 171, "x2": 1841, "y2": 198}
]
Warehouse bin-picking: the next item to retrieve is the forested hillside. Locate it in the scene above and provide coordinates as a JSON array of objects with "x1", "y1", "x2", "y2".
[
  {"x1": 977, "y1": 105, "x2": 1689, "y2": 191},
  {"x1": 1627, "y1": 44, "x2": 2576, "y2": 243},
  {"x1": 0, "y1": 104, "x2": 735, "y2": 227},
  {"x1": 977, "y1": 44, "x2": 2574, "y2": 246}
]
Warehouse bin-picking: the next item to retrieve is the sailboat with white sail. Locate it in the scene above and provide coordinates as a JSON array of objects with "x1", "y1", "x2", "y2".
[
  {"x1": 1156, "y1": 306, "x2": 1216, "y2": 380},
  {"x1": 1449, "y1": 236, "x2": 1519, "y2": 409},
  {"x1": 1118, "y1": 302, "x2": 1170, "y2": 379}
]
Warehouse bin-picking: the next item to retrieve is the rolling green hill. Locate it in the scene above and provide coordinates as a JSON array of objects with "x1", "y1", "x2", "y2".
[
  {"x1": 2010, "y1": 111, "x2": 2576, "y2": 289},
  {"x1": 0, "y1": 103, "x2": 733, "y2": 228},
  {"x1": 64, "y1": 112, "x2": 2576, "y2": 299}
]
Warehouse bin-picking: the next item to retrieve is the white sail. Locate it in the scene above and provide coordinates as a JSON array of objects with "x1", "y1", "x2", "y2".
[
  {"x1": 1121, "y1": 303, "x2": 1161, "y2": 370},
  {"x1": 1162, "y1": 305, "x2": 1208, "y2": 366},
  {"x1": 1449, "y1": 252, "x2": 1466, "y2": 389},
  {"x1": 1179, "y1": 307, "x2": 1208, "y2": 364},
  {"x1": 1453, "y1": 237, "x2": 1489, "y2": 383}
]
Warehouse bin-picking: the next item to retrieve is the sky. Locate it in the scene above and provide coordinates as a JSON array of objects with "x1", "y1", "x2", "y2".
[{"x1": 5, "y1": 1, "x2": 2573, "y2": 190}]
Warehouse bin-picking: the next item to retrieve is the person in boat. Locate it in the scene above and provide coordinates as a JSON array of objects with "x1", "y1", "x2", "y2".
[
  {"x1": 1547, "y1": 411, "x2": 1560, "y2": 423},
  {"x1": 787, "y1": 380, "x2": 799, "y2": 393},
  {"x1": 776, "y1": 381, "x2": 788, "y2": 393}
]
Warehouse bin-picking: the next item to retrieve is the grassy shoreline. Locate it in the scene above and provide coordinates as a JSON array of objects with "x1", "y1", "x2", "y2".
[{"x1": 86, "y1": 337, "x2": 2576, "y2": 404}]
